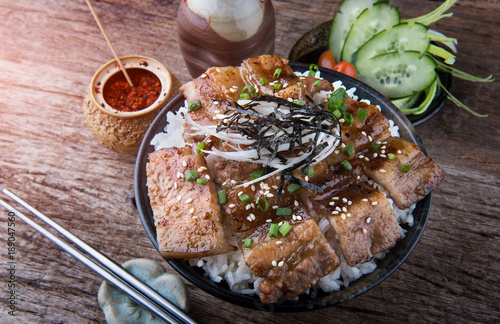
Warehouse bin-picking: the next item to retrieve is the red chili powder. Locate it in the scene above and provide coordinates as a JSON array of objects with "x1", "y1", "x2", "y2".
[{"x1": 103, "y1": 68, "x2": 161, "y2": 112}]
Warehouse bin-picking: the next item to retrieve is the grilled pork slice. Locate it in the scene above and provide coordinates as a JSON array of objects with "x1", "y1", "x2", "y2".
[
  {"x1": 240, "y1": 55, "x2": 334, "y2": 102},
  {"x1": 214, "y1": 160, "x2": 297, "y2": 232},
  {"x1": 340, "y1": 98, "x2": 391, "y2": 153},
  {"x1": 361, "y1": 136, "x2": 444, "y2": 209},
  {"x1": 310, "y1": 182, "x2": 401, "y2": 267},
  {"x1": 180, "y1": 65, "x2": 245, "y2": 146},
  {"x1": 241, "y1": 204, "x2": 340, "y2": 303},
  {"x1": 146, "y1": 146, "x2": 235, "y2": 259}
]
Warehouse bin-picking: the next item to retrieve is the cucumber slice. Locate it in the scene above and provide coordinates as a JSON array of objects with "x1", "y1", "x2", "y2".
[
  {"x1": 341, "y1": 2, "x2": 400, "y2": 63},
  {"x1": 357, "y1": 51, "x2": 437, "y2": 99},
  {"x1": 356, "y1": 23, "x2": 430, "y2": 63},
  {"x1": 328, "y1": 0, "x2": 377, "y2": 63},
  {"x1": 391, "y1": 92, "x2": 422, "y2": 109}
]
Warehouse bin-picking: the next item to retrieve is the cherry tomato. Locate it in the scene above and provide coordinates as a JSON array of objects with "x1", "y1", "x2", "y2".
[
  {"x1": 317, "y1": 50, "x2": 336, "y2": 69},
  {"x1": 332, "y1": 61, "x2": 357, "y2": 79}
]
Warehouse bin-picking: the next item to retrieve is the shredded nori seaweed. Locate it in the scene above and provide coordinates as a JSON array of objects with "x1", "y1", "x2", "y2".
[{"x1": 216, "y1": 95, "x2": 340, "y2": 197}]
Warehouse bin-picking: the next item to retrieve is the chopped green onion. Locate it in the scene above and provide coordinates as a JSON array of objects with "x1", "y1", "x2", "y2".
[
  {"x1": 279, "y1": 221, "x2": 292, "y2": 237},
  {"x1": 344, "y1": 112, "x2": 354, "y2": 126},
  {"x1": 244, "y1": 238, "x2": 252, "y2": 248},
  {"x1": 294, "y1": 99, "x2": 304, "y2": 106},
  {"x1": 273, "y1": 68, "x2": 282, "y2": 78},
  {"x1": 357, "y1": 108, "x2": 368, "y2": 120},
  {"x1": 196, "y1": 142, "x2": 206, "y2": 155},
  {"x1": 269, "y1": 223, "x2": 279, "y2": 237},
  {"x1": 196, "y1": 178, "x2": 207, "y2": 185},
  {"x1": 388, "y1": 153, "x2": 396, "y2": 160},
  {"x1": 312, "y1": 80, "x2": 321, "y2": 87},
  {"x1": 287, "y1": 183, "x2": 302, "y2": 193},
  {"x1": 297, "y1": 82, "x2": 303, "y2": 87},
  {"x1": 400, "y1": 164, "x2": 412, "y2": 173},
  {"x1": 239, "y1": 194, "x2": 251, "y2": 203},
  {"x1": 306, "y1": 165, "x2": 314, "y2": 177},
  {"x1": 341, "y1": 145, "x2": 354, "y2": 157},
  {"x1": 240, "y1": 92, "x2": 250, "y2": 100},
  {"x1": 188, "y1": 100, "x2": 201, "y2": 111},
  {"x1": 259, "y1": 77, "x2": 267, "y2": 85},
  {"x1": 332, "y1": 109, "x2": 342, "y2": 119},
  {"x1": 185, "y1": 170, "x2": 198, "y2": 181},
  {"x1": 370, "y1": 143, "x2": 382, "y2": 151},
  {"x1": 276, "y1": 208, "x2": 292, "y2": 216},
  {"x1": 218, "y1": 190, "x2": 227, "y2": 204},
  {"x1": 340, "y1": 160, "x2": 352, "y2": 170},
  {"x1": 274, "y1": 82, "x2": 282, "y2": 91},
  {"x1": 242, "y1": 84, "x2": 256, "y2": 93},
  {"x1": 308, "y1": 63, "x2": 319, "y2": 76},
  {"x1": 251, "y1": 167, "x2": 265, "y2": 180},
  {"x1": 256, "y1": 197, "x2": 269, "y2": 211}
]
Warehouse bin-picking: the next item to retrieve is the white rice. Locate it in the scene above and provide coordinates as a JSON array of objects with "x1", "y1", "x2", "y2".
[{"x1": 151, "y1": 71, "x2": 416, "y2": 299}]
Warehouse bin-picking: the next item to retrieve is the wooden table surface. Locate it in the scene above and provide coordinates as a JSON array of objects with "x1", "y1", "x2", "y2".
[{"x1": 1, "y1": 0, "x2": 499, "y2": 323}]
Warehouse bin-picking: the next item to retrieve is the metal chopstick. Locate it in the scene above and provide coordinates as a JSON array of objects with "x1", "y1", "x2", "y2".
[{"x1": 0, "y1": 189, "x2": 197, "y2": 324}]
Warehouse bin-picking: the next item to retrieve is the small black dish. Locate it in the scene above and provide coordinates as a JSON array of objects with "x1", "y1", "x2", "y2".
[
  {"x1": 134, "y1": 62, "x2": 432, "y2": 311},
  {"x1": 289, "y1": 20, "x2": 451, "y2": 126}
]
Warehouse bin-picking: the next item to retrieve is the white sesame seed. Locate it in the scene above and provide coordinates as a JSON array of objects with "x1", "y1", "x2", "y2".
[
  {"x1": 205, "y1": 174, "x2": 210, "y2": 180},
  {"x1": 398, "y1": 150, "x2": 402, "y2": 154},
  {"x1": 189, "y1": 208, "x2": 195, "y2": 214},
  {"x1": 380, "y1": 169, "x2": 386, "y2": 173},
  {"x1": 278, "y1": 221, "x2": 283, "y2": 226},
  {"x1": 364, "y1": 157, "x2": 370, "y2": 161},
  {"x1": 177, "y1": 196, "x2": 182, "y2": 202},
  {"x1": 250, "y1": 213, "x2": 256, "y2": 220},
  {"x1": 251, "y1": 203, "x2": 256, "y2": 209},
  {"x1": 292, "y1": 214, "x2": 297, "y2": 220},
  {"x1": 247, "y1": 216, "x2": 252, "y2": 221},
  {"x1": 266, "y1": 219, "x2": 272, "y2": 223},
  {"x1": 177, "y1": 172, "x2": 183, "y2": 179},
  {"x1": 346, "y1": 213, "x2": 351, "y2": 217},
  {"x1": 230, "y1": 180, "x2": 236, "y2": 184},
  {"x1": 297, "y1": 216, "x2": 302, "y2": 220},
  {"x1": 341, "y1": 143, "x2": 346, "y2": 148},
  {"x1": 272, "y1": 205, "x2": 278, "y2": 209},
  {"x1": 332, "y1": 211, "x2": 339, "y2": 215},
  {"x1": 335, "y1": 149, "x2": 340, "y2": 154},
  {"x1": 213, "y1": 110, "x2": 221, "y2": 114},
  {"x1": 278, "y1": 261, "x2": 284, "y2": 267},
  {"x1": 238, "y1": 191, "x2": 244, "y2": 196},
  {"x1": 381, "y1": 150, "x2": 386, "y2": 154},
  {"x1": 272, "y1": 261, "x2": 277, "y2": 267},
  {"x1": 341, "y1": 214, "x2": 346, "y2": 220},
  {"x1": 182, "y1": 161, "x2": 187, "y2": 167},
  {"x1": 342, "y1": 198, "x2": 348, "y2": 203},
  {"x1": 192, "y1": 215, "x2": 198, "y2": 219},
  {"x1": 348, "y1": 200, "x2": 353, "y2": 206},
  {"x1": 251, "y1": 185, "x2": 256, "y2": 191},
  {"x1": 267, "y1": 193, "x2": 274, "y2": 198},
  {"x1": 373, "y1": 153, "x2": 378, "y2": 158},
  {"x1": 272, "y1": 185, "x2": 279, "y2": 190},
  {"x1": 186, "y1": 198, "x2": 193, "y2": 203},
  {"x1": 294, "y1": 200, "x2": 299, "y2": 207},
  {"x1": 362, "y1": 228, "x2": 367, "y2": 234},
  {"x1": 305, "y1": 175, "x2": 309, "y2": 181},
  {"x1": 246, "y1": 204, "x2": 252, "y2": 210},
  {"x1": 229, "y1": 88, "x2": 236, "y2": 93},
  {"x1": 200, "y1": 73, "x2": 207, "y2": 78},
  {"x1": 357, "y1": 175, "x2": 361, "y2": 180},
  {"x1": 332, "y1": 197, "x2": 340, "y2": 200},
  {"x1": 336, "y1": 206, "x2": 342, "y2": 212},
  {"x1": 366, "y1": 217, "x2": 372, "y2": 224},
  {"x1": 362, "y1": 131, "x2": 367, "y2": 136},
  {"x1": 359, "y1": 155, "x2": 365, "y2": 159},
  {"x1": 213, "y1": 101, "x2": 219, "y2": 106},
  {"x1": 174, "y1": 182, "x2": 178, "y2": 189},
  {"x1": 229, "y1": 204, "x2": 236, "y2": 208},
  {"x1": 329, "y1": 201, "x2": 335, "y2": 206},
  {"x1": 381, "y1": 146, "x2": 386, "y2": 149},
  {"x1": 276, "y1": 241, "x2": 283, "y2": 245},
  {"x1": 368, "y1": 135, "x2": 373, "y2": 141},
  {"x1": 339, "y1": 118, "x2": 345, "y2": 123},
  {"x1": 371, "y1": 201, "x2": 378, "y2": 206},
  {"x1": 362, "y1": 198, "x2": 368, "y2": 202}
]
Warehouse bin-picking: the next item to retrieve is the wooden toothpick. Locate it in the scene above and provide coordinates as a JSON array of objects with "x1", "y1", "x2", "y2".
[{"x1": 85, "y1": 0, "x2": 134, "y2": 87}]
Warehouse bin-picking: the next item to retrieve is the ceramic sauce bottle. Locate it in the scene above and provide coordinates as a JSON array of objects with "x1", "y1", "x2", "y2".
[{"x1": 177, "y1": 0, "x2": 275, "y2": 77}]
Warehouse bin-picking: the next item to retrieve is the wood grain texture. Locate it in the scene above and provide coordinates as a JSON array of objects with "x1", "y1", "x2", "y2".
[{"x1": 0, "y1": 0, "x2": 499, "y2": 323}]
